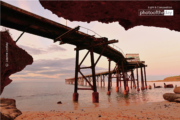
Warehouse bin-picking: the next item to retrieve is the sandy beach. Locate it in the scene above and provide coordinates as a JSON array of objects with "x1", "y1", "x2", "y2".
[{"x1": 15, "y1": 101, "x2": 180, "y2": 120}]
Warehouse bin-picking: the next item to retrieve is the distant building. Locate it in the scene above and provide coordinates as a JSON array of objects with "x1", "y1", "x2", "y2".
[{"x1": 125, "y1": 54, "x2": 140, "y2": 62}]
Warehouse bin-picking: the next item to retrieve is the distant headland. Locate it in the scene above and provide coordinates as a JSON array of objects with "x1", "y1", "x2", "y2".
[{"x1": 148, "y1": 75, "x2": 180, "y2": 82}]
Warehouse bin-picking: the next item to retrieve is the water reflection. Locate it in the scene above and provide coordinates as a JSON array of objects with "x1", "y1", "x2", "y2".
[
  {"x1": 1, "y1": 81, "x2": 179, "y2": 111},
  {"x1": 93, "y1": 103, "x2": 99, "y2": 107},
  {"x1": 73, "y1": 101, "x2": 79, "y2": 110}
]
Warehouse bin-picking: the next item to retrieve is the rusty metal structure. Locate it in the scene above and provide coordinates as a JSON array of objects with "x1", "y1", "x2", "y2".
[{"x1": 1, "y1": 1, "x2": 147, "y2": 103}]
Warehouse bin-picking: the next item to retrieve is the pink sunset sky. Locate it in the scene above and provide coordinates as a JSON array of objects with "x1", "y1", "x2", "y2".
[{"x1": 1, "y1": 0, "x2": 180, "y2": 82}]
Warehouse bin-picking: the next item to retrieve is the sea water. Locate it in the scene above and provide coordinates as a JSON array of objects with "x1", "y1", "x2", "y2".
[{"x1": 1, "y1": 81, "x2": 180, "y2": 111}]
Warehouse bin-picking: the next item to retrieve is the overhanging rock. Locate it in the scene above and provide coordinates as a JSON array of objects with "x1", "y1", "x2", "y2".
[
  {"x1": 1, "y1": 31, "x2": 33, "y2": 94},
  {"x1": 39, "y1": 1, "x2": 180, "y2": 32}
]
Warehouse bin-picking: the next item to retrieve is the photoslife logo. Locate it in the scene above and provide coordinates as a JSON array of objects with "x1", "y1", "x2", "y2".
[
  {"x1": 5, "y1": 42, "x2": 9, "y2": 67},
  {"x1": 139, "y1": 6, "x2": 174, "y2": 16}
]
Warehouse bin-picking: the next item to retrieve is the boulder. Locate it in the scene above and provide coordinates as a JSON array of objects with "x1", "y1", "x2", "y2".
[
  {"x1": 163, "y1": 93, "x2": 180, "y2": 102},
  {"x1": 174, "y1": 98, "x2": 180, "y2": 103},
  {"x1": 0, "y1": 98, "x2": 22, "y2": 120},
  {"x1": 39, "y1": 1, "x2": 180, "y2": 32},
  {"x1": 1, "y1": 31, "x2": 33, "y2": 94},
  {"x1": 174, "y1": 86, "x2": 180, "y2": 94},
  {"x1": 57, "y1": 101, "x2": 62, "y2": 104}
]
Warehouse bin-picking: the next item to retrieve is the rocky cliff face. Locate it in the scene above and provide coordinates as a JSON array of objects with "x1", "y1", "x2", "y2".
[
  {"x1": 39, "y1": 1, "x2": 180, "y2": 32},
  {"x1": 0, "y1": 98, "x2": 22, "y2": 120},
  {"x1": 1, "y1": 31, "x2": 33, "y2": 94}
]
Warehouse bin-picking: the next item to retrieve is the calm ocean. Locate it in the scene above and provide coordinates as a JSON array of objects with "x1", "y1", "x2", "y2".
[{"x1": 1, "y1": 81, "x2": 179, "y2": 111}]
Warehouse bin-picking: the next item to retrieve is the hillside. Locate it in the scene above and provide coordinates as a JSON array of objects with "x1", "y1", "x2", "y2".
[
  {"x1": 163, "y1": 75, "x2": 180, "y2": 81},
  {"x1": 148, "y1": 75, "x2": 180, "y2": 82}
]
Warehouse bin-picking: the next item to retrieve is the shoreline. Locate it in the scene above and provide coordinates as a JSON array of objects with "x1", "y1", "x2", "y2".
[
  {"x1": 148, "y1": 80, "x2": 180, "y2": 82},
  {"x1": 15, "y1": 101, "x2": 180, "y2": 120}
]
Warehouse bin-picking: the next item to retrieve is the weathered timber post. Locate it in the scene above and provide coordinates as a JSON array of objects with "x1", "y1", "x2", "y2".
[
  {"x1": 88, "y1": 77, "x2": 91, "y2": 86},
  {"x1": 119, "y1": 73, "x2": 122, "y2": 87},
  {"x1": 90, "y1": 48, "x2": 99, "y2": 103},
  {"x1": 144, "y1": 66, "x2": 147, "y2": 89},
  {"x1": 73, "y1": 49, "x2": 79, "y2": 101},
  {"x1": 116, "y1": 64, "x2": 119, "y2": 92},
  {"x1": 107, "y1": 59, "x2": 111, "y2": 95},
  {"x1": 103, "y1": 75, "x2": 105, "y2": 87},
  {"x1": 110, "y1": 74, "x2": 112, "y2": 87},
  {"x1": 82, "y1": 77, "x2": 84, "y2": 86},
  {"x1": 97, "y1": 76, "x2": 99, "y2": 87},
  {"x1": 126, "y1": 72, "x2": 129, "y2": 93},
  {"x1": 85, "y1": 77, "x2": 87, "y2": 86},
  {"x1": 121, "y1": 61, "x2": 128, "y2": 95},
  {"x1": 130, "y1": 71, "x2": 133, "y2": 89},
  {"x1": 131, "y1": 69, "x2": 136, "y2": 89},
  {"x1": 100, "y1": 74, "x2": 102, "y2": 87},
  {"x1": 136, "y1": 68, "x2": 140, "y2": 91},
  {"x1": 141, "y1": 67, "x2": 145, "y2": 90}
]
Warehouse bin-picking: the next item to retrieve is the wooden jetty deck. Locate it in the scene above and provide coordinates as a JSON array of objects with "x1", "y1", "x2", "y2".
[{"x1": 1, "y1": 1, "x2": 148, "y2": 103}]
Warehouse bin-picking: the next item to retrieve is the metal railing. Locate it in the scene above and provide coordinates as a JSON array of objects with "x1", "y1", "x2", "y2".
[
  {"x1": 78, "y1": 26, "x2": 125, "y2": 57},
  {"x1": 109, "y1": 44, "x2": 125, "y2": 56}
]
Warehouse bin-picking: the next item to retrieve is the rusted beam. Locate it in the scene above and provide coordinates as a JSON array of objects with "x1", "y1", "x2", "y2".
[
  {"x1": 16, "y1": 25, "x2": 30, "y2": 42},
  {"x1": 79, "y1": 50, "x2": 90, "y2": 66},
  {"x1": 80, "y1": 66, "x2": 92, "y2": 69},
  {"x1": 77, "y1": 88, "x2": 92, "y2": 90},
  {"x1": 94, "y1": 45, "x2": 107, "y2": 66},
  {"x1": 79, "y1": 71, "x2": 93, "y2": 88},
  {"x1": 75, "y1": 40, "x2": 118, "y2": 50},
  {"x1": 54, "y1": 26, "x2": 80, "y2": 43},
  {"x1": 93, "y1": 37, "x2": 108, "y2": 42}
]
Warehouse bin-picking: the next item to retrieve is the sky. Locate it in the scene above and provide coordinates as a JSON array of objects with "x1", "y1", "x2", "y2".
[{"x1": 1, "y1": 0, "x2": 180, "y2": 82}]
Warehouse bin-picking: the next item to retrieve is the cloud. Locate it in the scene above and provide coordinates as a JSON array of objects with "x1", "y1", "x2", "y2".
[
  {"x1": 11, "y1": 58, "x2": 107, "y2": 81},
  {"x1": 18, "y1": 44, "x2": 66, "y2": 55},
  {"x1": 17, "y1": 0, "x2": 31, "y2": 12},
  {"x1": 46, "y1": 44, "x2": 66, "y2": 52},
  {"x1": 18, "y1": 44, "x2": 44, "y2": 55}
]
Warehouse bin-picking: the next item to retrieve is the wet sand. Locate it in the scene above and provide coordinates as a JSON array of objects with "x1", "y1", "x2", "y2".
[{"x1": 15, "y1": 101, "x2": 180, "y2": 120}]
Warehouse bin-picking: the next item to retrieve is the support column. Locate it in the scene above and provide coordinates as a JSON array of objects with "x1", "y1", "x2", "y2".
[
  {"x1": 126, "y1": 72, "x2": 129, "y2": 93},
  {"x1": 132, "y1": 70, "x2": 136, "y2": 89},
  {"x1": 103, "y1": 75, "x2": 105, "y2": 87},
  {"x1": 100, "y1": 74, "x2": 102, "y2": 87},
  {"x1": 136, "y1": 68, "x2": 140, "y2": 91},
  {"x1": 90, "y1": 48, "x2": 98, "y2": 103},
  {"x1": 85, "y1": 77, "x2": 87, "y2": 86},
  {"x1": 141, "y1": 67, "x2": 144, "y2": 90},
  {"x1": 97, "y1": 76, "x2": 99, "y2": 87},
  {"x1": 116, "y1": 65, "x2": 119, "y2": 92},
  {"x1": 144, "y1": 66, "x2": 147, "y2": 89},
  {"x1": 88, "y1": 77, "x2": 90, "y2": 86},
  {"x1": 121, "y1": 62, "x2": 128, "y2": 95},
  {"x1": 119, "y1": 74, "x2": 121, "y2": 87},
  {"x1": 73, "y1": 49, "x2": 79, "y2": 101},
  {"x1": 81, "y1": 77, "x2": 83, "y2": 85},
  {"x1": 107, "y1": 59, "x2": 111, "y2": 95},
  {"x1": 111, "y1": 77, "x2": 112, "y2": 87},
  {"x1": 130, "y1": 72, "x2": 133, "y2": 89}
]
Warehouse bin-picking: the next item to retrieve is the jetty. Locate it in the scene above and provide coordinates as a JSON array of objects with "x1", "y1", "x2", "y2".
[{"x1": 1, "y1": 1, "x2": 147, "y2": 103}]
